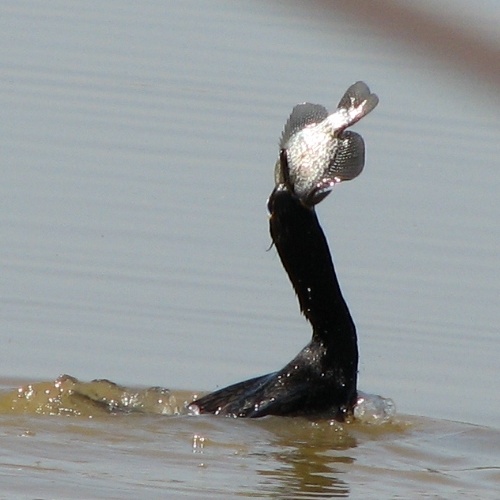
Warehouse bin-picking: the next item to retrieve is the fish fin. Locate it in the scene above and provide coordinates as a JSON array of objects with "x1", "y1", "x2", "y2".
[
  {"x1": 336, "y1": 81, "x2": 379, "y2": 129},
  {"x1": 327, "y1": 131, "x2": 366, "y2": 182},
  {"x1": 304, "y1": 131, "x2": 366, "y2": 206},
  {"x1": 280, "y1": 103, "x2": 328, "y2": 147}
]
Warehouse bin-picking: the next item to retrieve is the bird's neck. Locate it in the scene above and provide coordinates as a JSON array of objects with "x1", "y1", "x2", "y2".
[{"x1": 268, "y1": 188, "x2": 358, "y2": 369}]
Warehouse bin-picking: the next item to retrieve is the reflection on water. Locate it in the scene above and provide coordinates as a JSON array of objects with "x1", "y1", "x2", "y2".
[{"x1": 258, "y1": 423, "x2": 355, "y2": 498}]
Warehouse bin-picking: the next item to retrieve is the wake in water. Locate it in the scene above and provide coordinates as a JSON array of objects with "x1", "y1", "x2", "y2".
[{"x1": 0, "y1": 375, "x2": 395, "y2": 425}]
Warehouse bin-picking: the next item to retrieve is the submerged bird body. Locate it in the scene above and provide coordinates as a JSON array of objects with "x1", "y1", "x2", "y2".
[{"x1": 190, "y1": 82, "x2": 378, "y2": 419}]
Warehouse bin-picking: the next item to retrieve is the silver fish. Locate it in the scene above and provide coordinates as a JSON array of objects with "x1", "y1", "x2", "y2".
[{"x1": 274, "y1": 81, "x2": 378, "y2": 206}]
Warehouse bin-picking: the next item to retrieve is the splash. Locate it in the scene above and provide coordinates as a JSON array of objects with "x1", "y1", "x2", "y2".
[
  {"x1": 2, "y1": 374, "x2": 182, "y2": 417},
  {"x1": 353, "y1": 391, "x2": 396, "y2": 424}
]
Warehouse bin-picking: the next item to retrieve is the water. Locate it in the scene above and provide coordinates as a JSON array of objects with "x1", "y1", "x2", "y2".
[
  {"x1": 0, "y1": 378, "x2": 498, "y2": 499},
  {"x1": 1, "y1": 1, "x2": 499, "y2": 497}
]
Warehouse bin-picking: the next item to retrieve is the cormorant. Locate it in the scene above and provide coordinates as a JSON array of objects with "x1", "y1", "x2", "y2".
[{"x1": 190, "y1": 82, "x2": 378, "y2": 419}]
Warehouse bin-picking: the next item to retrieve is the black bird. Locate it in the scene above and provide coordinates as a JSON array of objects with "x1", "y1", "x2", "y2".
[{"x1": 190, "y1": 82, "x2": 378, "y2": 419}]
